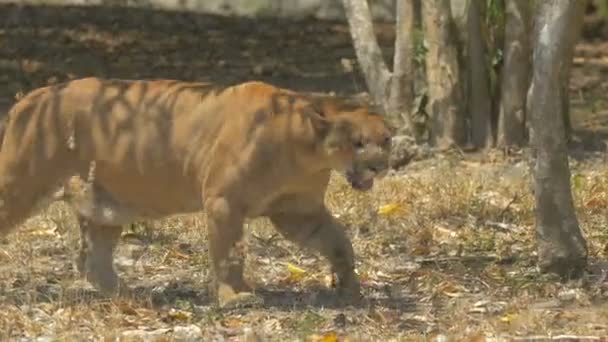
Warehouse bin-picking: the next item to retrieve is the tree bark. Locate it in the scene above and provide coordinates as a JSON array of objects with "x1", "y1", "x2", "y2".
[
  {"x1": 527, "y1": 0, "x2": 587, "y2": 278},
  {"x1": 388, "y1": 0, "x2": 416, "y2": 134},
  {"x1": 422, "y1": 0, "x2": 466, "y2": 148},
  {"x1": 467, "y1": 0, "x2": 492, "y2": 148},
  {"x1": 497, "y1": 0, "x2": 531, "y2": 148}
]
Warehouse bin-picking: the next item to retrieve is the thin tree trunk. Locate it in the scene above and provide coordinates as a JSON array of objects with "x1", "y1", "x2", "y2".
[
  {"x1": 527, "y1": 0, "x2": 587, "y2": 278},
  {"x1": 388, "y1": 0, "x2": 416, "y2": 135},
  {"x1": 467, "y1": 0, "x2": 492, "y2": 148},
  {"x1": 498, "y1": 0, "x2": 531, "y2": 148},
  {"x1": 422, "y1": 0, "x2": 466, "y2": 148},
  {"x1": 449, "y1": 0, "x2": 470, "y2": 147},
  {"x1": 342, "y1": 0, "x2": 416, "y2": 135},
  {"x1": 341, "y1": 0, "x2": 391, "y2": 109}
]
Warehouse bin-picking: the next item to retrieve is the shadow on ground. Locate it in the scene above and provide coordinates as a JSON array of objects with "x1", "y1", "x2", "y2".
[{"x1": 0, "y1": 3, "x2": 393, "y2": 103}]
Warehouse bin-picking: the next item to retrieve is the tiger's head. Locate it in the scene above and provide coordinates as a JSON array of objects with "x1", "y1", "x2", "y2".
[{"x1": 311, "y1": 96, "x2": 393, "y2": 191}]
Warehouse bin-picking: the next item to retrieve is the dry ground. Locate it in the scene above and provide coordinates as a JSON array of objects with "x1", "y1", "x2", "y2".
[
  {"x1": 1, "y1": 4, "x2": 608, "y2": 341},
  {"x1": 2, "y1": 154, "x2": 608, "y2": 341}
]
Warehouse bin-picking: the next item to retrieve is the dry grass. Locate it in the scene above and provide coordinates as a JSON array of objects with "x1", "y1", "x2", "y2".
[{"x1": 1, "y1": 153, "x2": 608, "y2": 341}]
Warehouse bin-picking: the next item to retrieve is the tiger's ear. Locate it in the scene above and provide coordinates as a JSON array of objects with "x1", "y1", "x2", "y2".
[{"x1": 306, "y1": 96, "x2": 349, "y2": 141}]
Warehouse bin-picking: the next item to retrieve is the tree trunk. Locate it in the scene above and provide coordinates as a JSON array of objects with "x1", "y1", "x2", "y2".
[
  {"x1": 341, "y1": 0, "x2": 391, "y2": 109},
  {"x1": 422, "y1": 0, "x2": 466, "y2": 148},
  {"x1": 388, "y1": 0, "x2": 416, "y2": 135},
  {"x1": 449, "y1": 0, "x2": 471, "y2": 147},
  {"x1": 497, "y1": 0, "x2": 531, "y2": 148},
  {"x1": 342, "y1": 0, "x2": 416, "y2": 135},
  {"x1": 467, "y1": 0, "x2": 492, "y2": 148},
  {"x1": 527, "y1": 0, "x2": 587, "y2": 278}
]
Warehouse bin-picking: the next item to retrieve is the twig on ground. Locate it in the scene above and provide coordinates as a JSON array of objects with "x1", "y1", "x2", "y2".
[
  {"x1": 506, "y1": 335, "x2": 605, "y2": 341},
  {"x1": 485, "y1": 220, "x2": 520, "y2": 232},
  {"x1": 251, "y1": 233, "x2": 280, "y2": 245},
  {"x1": 498, "y1": 194, "x2": 519, "y2": 220}
]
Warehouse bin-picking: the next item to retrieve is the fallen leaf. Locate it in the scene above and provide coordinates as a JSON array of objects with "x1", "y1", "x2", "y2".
[
  {"x1": 0, "y1": 250, "x2": 11, "y2": 261},
  {"x1": 167, "y1": 309, "x2": 192, "y2": 322},
  {"x1": 433, "y1": 226, "x2": 457, "y2": 244},
  {"x1": 222, "y1": 317, "x2": 243, "y2": 329},
  {"x1": 436, "y1": 281, "x2": 465, "y2": 298},
  {"x1": 162, "y1": 249, "x2": 190, "y2": 263},
  {"x1": 169, "y1": 249, "x2": 190, "y2": 260},
  {"x1": 572, "y1": 173, "x2": 585, "y2": 190},
  {"x1": 355, "y1": 269, "x2": 370, "y2": 287},
  {"x1": 286, "y1": 263, "x2": 307, "y2": 282},
  {"x1": 29, "y1": 227, "x2": 59, "y2": 237},
  {"x1": 499, "y1": 312, "x2": 518, "y2": 323},
  {"x1": 585, "y1": 195, "x2": 608, "y2": 209},
  {"x1": 377, "y1": 203, "x2": 404, "y2": 216},
  {"x1": 21, "y1": 59, "x2": 43, "y2": 74},
  {"x1": 320, "y1": 331, "x2": 339, "y2": 342}
]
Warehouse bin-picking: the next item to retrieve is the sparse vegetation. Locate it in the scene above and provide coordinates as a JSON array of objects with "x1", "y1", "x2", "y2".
[{"x1": 1, "y1": 154, "x2": 608, "y2": 340}]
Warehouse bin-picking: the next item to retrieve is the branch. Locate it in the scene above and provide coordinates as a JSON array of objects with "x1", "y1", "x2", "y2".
[{"x1": 341, "y1": 0, "x2": 391, "y2": 109}]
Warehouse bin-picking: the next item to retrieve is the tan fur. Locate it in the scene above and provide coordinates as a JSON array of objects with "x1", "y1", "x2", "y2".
[{"x1": 0, "y1": 78, "x2": 392, "y2": 307}]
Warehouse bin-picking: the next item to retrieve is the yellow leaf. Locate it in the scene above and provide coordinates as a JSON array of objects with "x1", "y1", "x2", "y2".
[
  {"x1": 320, "y1": 331, "x2": 339, "y2": 342},
  {"x1": 377, "y1": 203, "x2": 404, "y2": 216},
  {"x1": 29, "y1": 228, "x2": 59, "y2": 237},
  {"x1": 287, "y1": 263, "x2": 307, "y2": 278},
  {"x1": 308, "y1": 332, "x2": 340, "y2": 342},
  {"x1": 500, "y1": 313, "x2": 518, "y2": 323}
]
